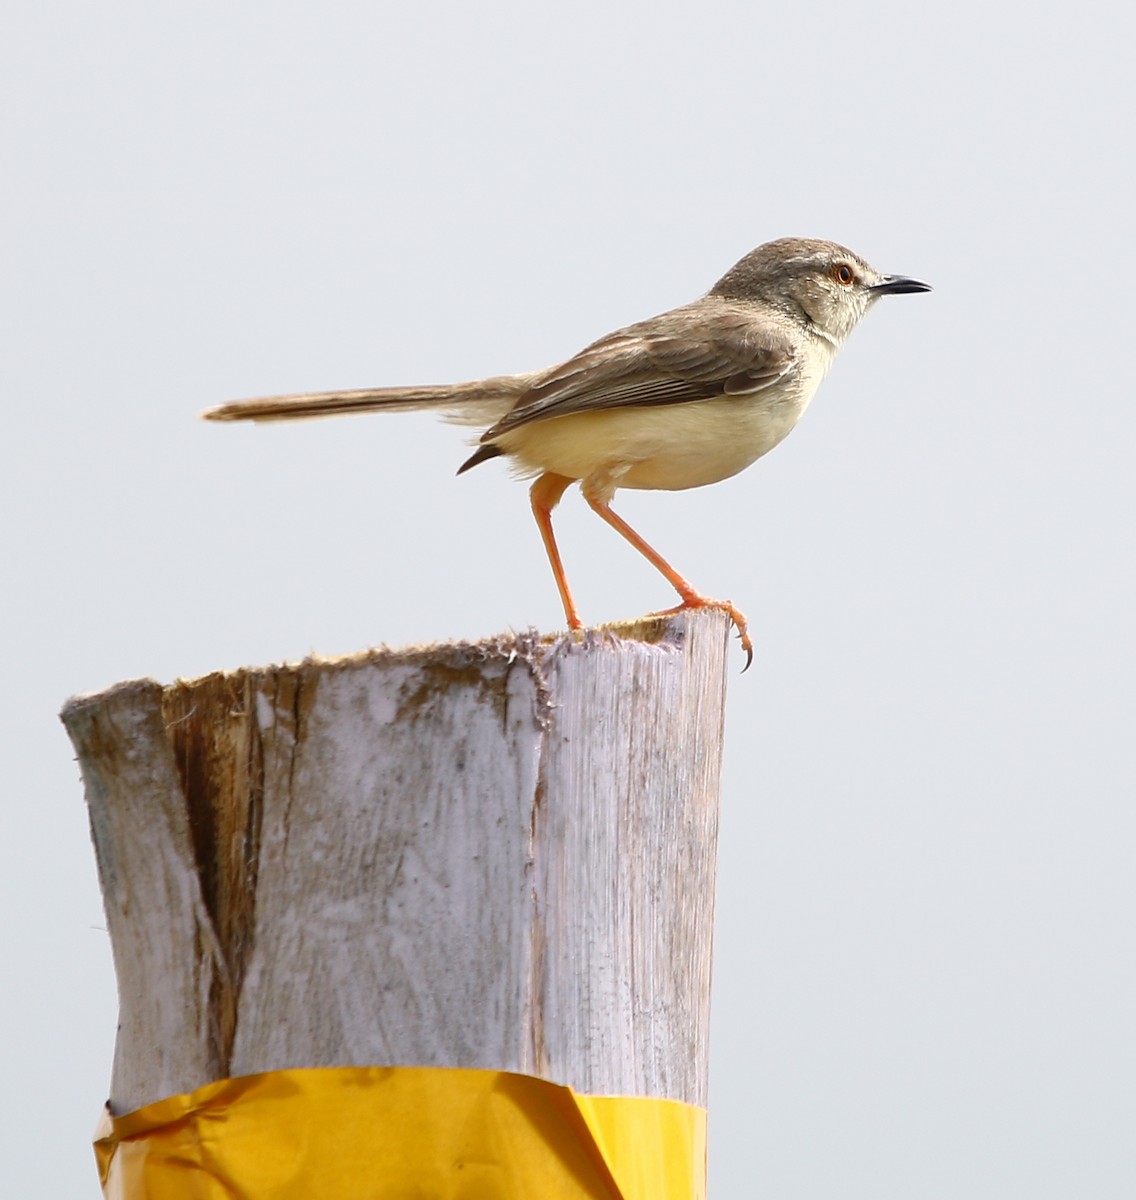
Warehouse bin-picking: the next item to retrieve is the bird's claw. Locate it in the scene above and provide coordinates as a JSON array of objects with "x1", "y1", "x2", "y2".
[{"x1": 649, "y1": 596, "x2": 753, "y2": 672}]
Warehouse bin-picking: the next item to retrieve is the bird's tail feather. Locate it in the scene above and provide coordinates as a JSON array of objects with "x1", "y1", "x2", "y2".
[{"x1": 201, "y1": 372, "x2": 540, "y2": 428}]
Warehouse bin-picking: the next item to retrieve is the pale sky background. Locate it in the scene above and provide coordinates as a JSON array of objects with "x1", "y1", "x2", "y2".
[{"x1": 3, "y1": 2, "x2": 1133, "y2": 1196}]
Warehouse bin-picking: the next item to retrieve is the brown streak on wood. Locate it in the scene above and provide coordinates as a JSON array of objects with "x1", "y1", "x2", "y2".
[
  {"x1": 394, "y1": 659, "x2": 512, "y2": 729},
  {"x1": 161, "y1": 672, "x2": 267, "y2": 1073}
]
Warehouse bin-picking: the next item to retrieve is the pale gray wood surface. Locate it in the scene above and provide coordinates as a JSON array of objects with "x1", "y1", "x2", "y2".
[
  {"x1": 61, "y1": 682, "x2": 225, "y2": 1107},
  {"x1": 61, "y1": 611, "x2": 730, "y2": 1114}
]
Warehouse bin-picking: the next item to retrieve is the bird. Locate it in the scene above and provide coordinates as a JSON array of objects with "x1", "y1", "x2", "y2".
[{"x1": 204, "y1": 238, "x2": 930, "y2": 668}]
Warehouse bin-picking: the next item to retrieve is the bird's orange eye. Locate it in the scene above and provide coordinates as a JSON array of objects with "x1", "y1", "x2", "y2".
[{"x1": 832, "y1": 263, "x2": 855, "y2": 286}]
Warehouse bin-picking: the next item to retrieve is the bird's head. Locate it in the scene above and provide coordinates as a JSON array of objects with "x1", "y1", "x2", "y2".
[{"x1": 710, "y1": 237, "x2": 931, "y2": 344}]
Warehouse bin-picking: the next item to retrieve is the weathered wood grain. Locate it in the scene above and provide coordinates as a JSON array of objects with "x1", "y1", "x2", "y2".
[{"x1": 61, "y1": 611, "x2": 730, "y2": 1115}]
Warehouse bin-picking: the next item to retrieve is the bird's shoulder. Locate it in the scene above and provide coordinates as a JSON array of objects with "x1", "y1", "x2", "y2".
[{"x1": 611, "y1": 299, "x2": 800, "y2": 388}]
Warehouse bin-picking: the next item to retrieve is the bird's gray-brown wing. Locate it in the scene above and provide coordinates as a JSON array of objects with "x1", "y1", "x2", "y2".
[{"x1": 480, "y1": 303, "x2": 799, "y2": 442}]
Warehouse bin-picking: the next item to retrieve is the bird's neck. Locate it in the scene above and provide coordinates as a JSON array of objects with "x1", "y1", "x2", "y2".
[{"x1": 808, "y1": 324, "x2": 843, "y2": 352}]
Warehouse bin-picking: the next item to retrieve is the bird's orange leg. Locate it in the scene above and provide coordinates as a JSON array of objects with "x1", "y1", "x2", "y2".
[
  {"x1": 530, "y1": 472, "x2": 583, "y2": 631},
  {"x1": 583, "y1": 495, "x2": 754, "y2": 670}
]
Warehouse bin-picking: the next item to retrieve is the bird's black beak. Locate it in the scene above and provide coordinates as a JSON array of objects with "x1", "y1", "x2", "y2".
[{"x1": 870, "y1": 274, "x2": 932, "y2": 295}]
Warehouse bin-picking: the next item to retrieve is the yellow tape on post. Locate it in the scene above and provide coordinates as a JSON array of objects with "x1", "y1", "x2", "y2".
[{"x1": 95, "y1": 1066, "x2": 707, "y2": 1199}]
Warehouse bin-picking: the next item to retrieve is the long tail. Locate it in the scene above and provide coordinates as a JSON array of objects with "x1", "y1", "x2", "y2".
[{"x1": 201, "y1": 371, "x2": 541, "y2": 428}]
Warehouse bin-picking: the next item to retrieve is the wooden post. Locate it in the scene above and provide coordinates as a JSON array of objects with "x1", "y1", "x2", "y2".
[{"x1": 62, "y1": 610, "x2": 730, "y2": 1189}]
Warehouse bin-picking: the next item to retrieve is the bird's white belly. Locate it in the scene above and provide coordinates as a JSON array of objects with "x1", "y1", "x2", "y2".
[{"x1": 500, "y1": 378, "x2": 821, "y2": 492}]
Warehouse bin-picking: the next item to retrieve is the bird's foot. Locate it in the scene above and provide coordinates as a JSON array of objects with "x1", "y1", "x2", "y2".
[{"x1": 649, "y1": 595, "x2": 753, "y2": 672}]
